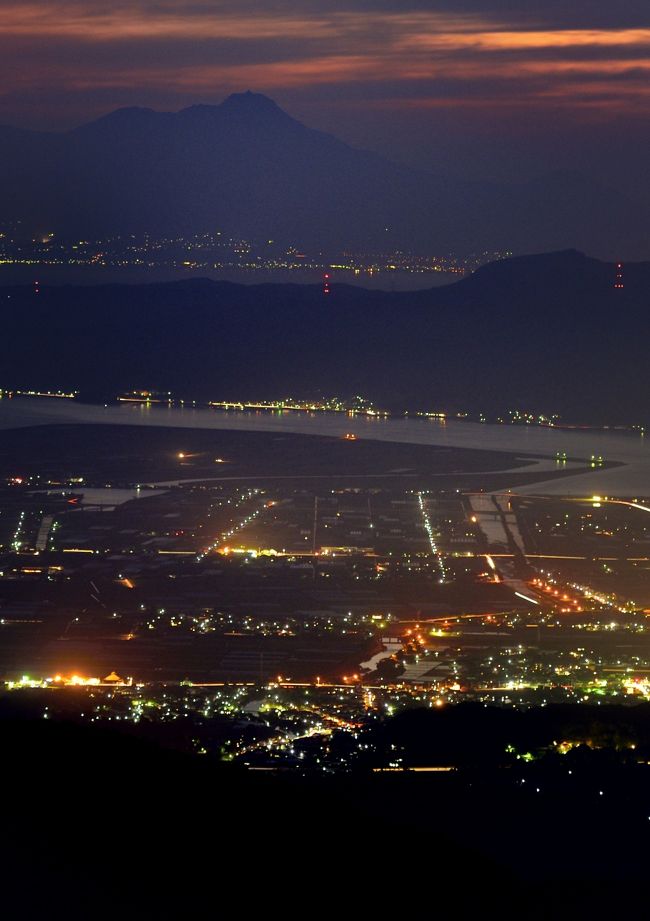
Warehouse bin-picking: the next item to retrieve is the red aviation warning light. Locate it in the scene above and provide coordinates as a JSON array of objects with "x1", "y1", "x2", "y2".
[
  {"x1": 323, "y1": 272, "x2": 330, "y2": 296},
  {"x1": 614, "y1": 262, "x2": 624, "y2": 289}
]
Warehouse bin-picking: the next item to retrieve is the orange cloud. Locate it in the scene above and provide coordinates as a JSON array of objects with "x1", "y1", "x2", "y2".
[
  {"x1": 1, "y1": 2, "x2": 650, "y2": 123},
  {"x1": 401, "y1": 28, "x2": 650, "y2": 53},
  {"x1": 0, "y1": 4, "x2": 337, "y2": 41}
]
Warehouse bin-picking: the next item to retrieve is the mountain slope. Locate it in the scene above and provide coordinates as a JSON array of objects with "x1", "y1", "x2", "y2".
[{"x1": 0, "y1": 93, "x2": 647, "y2": 259}]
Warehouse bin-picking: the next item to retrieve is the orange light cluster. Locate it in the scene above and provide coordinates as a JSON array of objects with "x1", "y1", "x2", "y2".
[
  {"x1": 54, "y1": 674, "x2": 100, "y2": 686},
  {"x1": 530, "y1": 578, "x2": 583, "y2": 612}
]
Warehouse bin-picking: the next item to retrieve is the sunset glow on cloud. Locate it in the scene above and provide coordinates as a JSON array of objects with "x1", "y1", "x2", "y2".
[{"x1": 1, "y1": 1, "x2": 649, "y2": 128}]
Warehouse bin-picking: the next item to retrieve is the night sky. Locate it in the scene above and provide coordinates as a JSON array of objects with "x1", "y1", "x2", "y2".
[{"x1": 2, "y1": 1, "x2": 649, "y2": 192}]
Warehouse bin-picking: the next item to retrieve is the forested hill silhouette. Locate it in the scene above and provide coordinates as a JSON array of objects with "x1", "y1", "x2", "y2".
[{"x1": 1, "y1": 249, "x2": 647, "y2": 422}]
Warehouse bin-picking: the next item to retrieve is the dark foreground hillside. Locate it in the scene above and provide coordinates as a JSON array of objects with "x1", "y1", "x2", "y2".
[{"x1": 3, "y1": 702, "x2": 650, "y2": 918}]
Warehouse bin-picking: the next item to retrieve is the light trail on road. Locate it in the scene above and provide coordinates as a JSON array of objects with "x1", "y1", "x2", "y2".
[{"x1": 417, "y1": 492, "x2": 448, "y2": 582}]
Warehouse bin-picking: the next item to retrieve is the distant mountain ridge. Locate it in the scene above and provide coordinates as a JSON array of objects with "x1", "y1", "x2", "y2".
[
  {"x1": 1, "y1": 249, "x2": 648, "y2": 423},
  {"x1": 0, "y1": 92, "x2": 647, "y2": 259}
]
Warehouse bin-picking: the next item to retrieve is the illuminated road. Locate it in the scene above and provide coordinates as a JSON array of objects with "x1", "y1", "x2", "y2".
[{"x1": 580, "y1": 497, "x2": 650, "y2": 514}]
